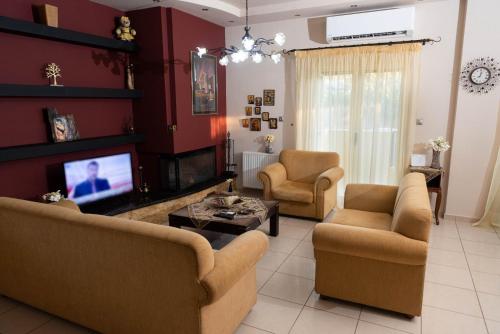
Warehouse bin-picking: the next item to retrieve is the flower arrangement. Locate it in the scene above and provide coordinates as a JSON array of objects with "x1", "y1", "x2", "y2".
[
  {"x1": 427, "y1": 136, "x2": 450, "y2": 152},
  {"x1": 42, "y1": 190, "x2": 65, "y2": 203},
  {"x1": 264, "y1": 135, "x2": 275, "y2": 143}
]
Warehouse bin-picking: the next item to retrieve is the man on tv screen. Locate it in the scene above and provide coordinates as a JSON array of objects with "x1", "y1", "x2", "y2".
[{"x1": 73, "y1": 161, "x2": 111, "y2": 198}]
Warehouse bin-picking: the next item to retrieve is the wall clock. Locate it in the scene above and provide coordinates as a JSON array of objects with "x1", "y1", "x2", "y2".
[{"x1": 460, "y1": 57, "x2": 500, "y2": 94}]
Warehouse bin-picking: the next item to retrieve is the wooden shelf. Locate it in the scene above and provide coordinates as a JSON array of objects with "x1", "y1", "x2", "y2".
[
  {"x1": 0, "y1": 134, "x2": 145, "y2": 163},
  {"x1": 0, "y1": 84, "x2": 143, "y2": 99},
  {"x1": 0, "y1": 15, "x2": 137, "y2": 53}
]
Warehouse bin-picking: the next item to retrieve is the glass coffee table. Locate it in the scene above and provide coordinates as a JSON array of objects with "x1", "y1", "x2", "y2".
[{"x1": 168, "y1": 199, "x2": 279, "y2": 237}]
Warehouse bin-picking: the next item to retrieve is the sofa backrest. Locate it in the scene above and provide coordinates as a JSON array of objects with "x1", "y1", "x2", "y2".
[
  {"x1": 280, "y1": 149, "x2": 340, "y2": 183},
  {"x1": 0, "y1": 197, "x2": 214, "y2": 334},
  {"x1": 391, "y1": 173, "x2": 432, "y2": 242}
]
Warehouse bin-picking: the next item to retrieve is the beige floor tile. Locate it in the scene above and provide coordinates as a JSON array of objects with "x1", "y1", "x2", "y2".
[
  {"x1": 423, "y1": 282, "x2": 482, "y2": 317},
  {"x1": 425, "y1": 263, "x2": 474, "y2": 290},
  {"x1": 355, "y1": 321, "x2": 407, "y2": 334},
  {"x1": 429, "y1": 235, "x2": 463, "y2": 252},
  {"x1": 281, "y1": 217, "x2": 317, "y2": 230},
  {"x1": 260, "y1": 272, "x2": 314, "y2": 305},
  {"x1": 430, "y1": 222, "x2": 459, "y2": 239},
  {"x1": 268, "y1": 236, "x2": 301, "y2": 253},
  {"x1": 360, "y1": 307, "x2": 421, "y2": 334},
  {"x1": 290, "y1": 307, "x2": 358, "y2": 334},
  {"x1": 487, "y1": 320, "x2": 500, "y2": 334},
  {"x1": 235, "y1": 324, "x2": 273, "y2": 334},
  {"x1": 292, "y1": 240, "x2": 315, "y2": 259},
  {"x1": 279, "y1": 224, "x2": 311, "y2": 240},
  {"x1": 30, "y1": 318, "x2": 96, "y2": 334},
  {"x1": 478, "y1": 292, "x2": 500, "y2": 321},
  {"x1": 243, "y1": 295, "x2": 303, "y2": 334},
  {"x1": 459, "y1": 228, "x2": 500, "y2": 244},
  {"x1": 421, "y1": 306, "x2": 487, "y2": 334},
  {"x1": 467, "y1": 254, "x2": 500, "y2": 275},
  {"x1": 462, "y1": 240, "x2": 500, "y2": 258},
  {"x1": 305, "y1": 291, "x2": 361, "y2": 319},
  {"x1": 456, "y1": 221, "x2": 496, "y2": 232},
  {"x1": 0, "y1": 305, "x2": 52, "y2": 334},
  {"x1": 471, "y1": 271, "x2": 500, "y2": 296},
  {"x1": 0, "y1": 296, "x2": 19, "y2": 315},
  {"x1": 427, "y1": 248, "x2": 468, "y2": 268},
  {"x1": 256, "y1": 268, "x2": 275, "y2": 291},
  {"x1": 277, "y1": 256, "x2": 315, "y2": 280},
  {"x1": 257, "y1": 250, "x2": 289, "y2": 271}
]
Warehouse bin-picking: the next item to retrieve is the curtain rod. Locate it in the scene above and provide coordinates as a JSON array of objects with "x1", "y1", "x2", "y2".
[{"x1": 284, "y1": 37, "x2": 441, "y2": 54}]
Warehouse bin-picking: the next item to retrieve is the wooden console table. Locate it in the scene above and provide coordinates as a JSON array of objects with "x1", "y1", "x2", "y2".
[{"x1": 409, "y1": 166, "x2": 443, "y2": 225}]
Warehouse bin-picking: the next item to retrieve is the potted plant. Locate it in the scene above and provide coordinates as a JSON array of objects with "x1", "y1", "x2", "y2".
[
  {"x1": 264, "y1": 135, "x2": 275, "y2": 154},
  {"x1": 427, "y1": 136, "x2": 451, "y2": 169}
]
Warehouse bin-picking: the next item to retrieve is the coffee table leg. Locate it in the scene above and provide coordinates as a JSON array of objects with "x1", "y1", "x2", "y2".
[{"x1": 270, "y1": 209, "x2": 279, "y2": 237}]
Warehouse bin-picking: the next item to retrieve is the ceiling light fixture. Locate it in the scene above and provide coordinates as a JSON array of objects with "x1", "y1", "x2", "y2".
[{"x1": 195, "y1": 0, "x2": 286, "y2": 66}]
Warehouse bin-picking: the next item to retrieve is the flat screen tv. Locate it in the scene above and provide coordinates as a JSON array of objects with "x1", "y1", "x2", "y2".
[{"x1": 64, "y1": 153, "x2": 134, "y2": 205}]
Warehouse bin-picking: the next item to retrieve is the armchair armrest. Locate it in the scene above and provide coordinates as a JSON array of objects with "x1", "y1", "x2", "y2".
[
  {"x1": 200, "y1": 231, "x2": 268, "y2": 304},
  {"x1": 50, "y1": 199, "x2": 81, "y2": 212},
  {"x1": 313, "y1": 223, "x2": 427, "y2": 265},
  {"x1": 258, "y1": 162, "x2": 287, "y2": 200},
  {"x1": 344, "y1": 184, "x2": 398, "y2": 214},
  {"x1": 315, "y1": 167, "x2": 344, "y2": 193}
]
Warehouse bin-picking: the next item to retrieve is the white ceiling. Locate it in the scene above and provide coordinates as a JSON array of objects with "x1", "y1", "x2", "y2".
[{"x1": 90, "y1": 0, "x2": 434, "y2": 26}]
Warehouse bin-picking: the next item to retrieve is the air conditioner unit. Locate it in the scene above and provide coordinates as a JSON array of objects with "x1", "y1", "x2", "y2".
[{"x1": 326, "y1": 7, "x2": 415, "y2": 42}]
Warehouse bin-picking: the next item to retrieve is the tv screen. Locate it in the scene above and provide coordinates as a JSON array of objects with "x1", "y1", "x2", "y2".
[{"x1": 64, "y1": 153, "x2": 133, "y2": 205}]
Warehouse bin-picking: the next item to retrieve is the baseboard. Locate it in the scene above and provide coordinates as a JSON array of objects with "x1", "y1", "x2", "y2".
[{"x1": 443, "y1": 213, "x2": 480, "y2": 223}]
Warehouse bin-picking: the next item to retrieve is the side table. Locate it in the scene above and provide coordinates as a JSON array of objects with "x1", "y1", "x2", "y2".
[{"x1": 409, "y1": 166, "x2": 443, "y2": 225}]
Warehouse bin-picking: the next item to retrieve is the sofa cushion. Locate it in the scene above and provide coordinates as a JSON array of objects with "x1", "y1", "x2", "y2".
[
  {"x1": 332, "y1": 209, "x2": 392, "y2": 231},
  {"x1": 280, "y1": 149, "x2": 339, "y2": 184},
  {"x1": 272, "y1": 181, "x2": 314, "y2": 203}
]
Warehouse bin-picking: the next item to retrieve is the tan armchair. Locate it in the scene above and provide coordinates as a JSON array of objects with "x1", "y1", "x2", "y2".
[
  {"x1": 258, "y1": 149, "x2": 344, "y2": 220},
  {"x1": 312, "y1": 173, "x2": 432, "y2": 317}
]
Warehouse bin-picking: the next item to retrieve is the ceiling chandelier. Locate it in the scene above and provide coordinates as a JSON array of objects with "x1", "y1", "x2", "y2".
[{"x1": 195, "y1": 0, "x2": 286, "y2": 66}]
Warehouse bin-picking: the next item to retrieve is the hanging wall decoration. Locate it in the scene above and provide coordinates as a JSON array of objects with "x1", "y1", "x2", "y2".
[
  {"x1": 460, "y1": 57, "x2": 500, "y2": 94},
  {"x1": 263, "y1": 89, "x2": 275, "y2": 106},
  {"x1": 191, "y1": 52, "x2": 218, "y2": 115}
]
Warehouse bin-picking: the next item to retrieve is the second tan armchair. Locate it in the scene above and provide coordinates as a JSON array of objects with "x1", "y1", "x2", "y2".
[{"x1": 258, "y1": 149, "x2": 344, "y2": 220}]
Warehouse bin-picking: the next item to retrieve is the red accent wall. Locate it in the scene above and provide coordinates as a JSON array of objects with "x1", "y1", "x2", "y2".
[{"x1": 0, "y1": 0, "x2": 136, "y2": 199}]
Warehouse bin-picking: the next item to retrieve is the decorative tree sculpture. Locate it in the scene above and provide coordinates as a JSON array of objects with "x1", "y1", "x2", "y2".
[{"x1": 45, "y1": 63, "x2": 62, "y2": 86}]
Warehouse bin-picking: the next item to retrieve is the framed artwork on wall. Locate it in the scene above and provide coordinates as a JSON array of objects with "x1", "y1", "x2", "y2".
[
  {"x1": 263, "y1": 89, "x2": 275, "y2": 106},
  {"x1": 250, "y1": 118, "x2": 261, "y2": 131},
  {"x1": 255, "y1": 106, "x2": 261, "y2": 115},
  {"x1": 242, "y1": 119, "x2": 250, "y2": 128},
  {"x1": 191, "y1": 51, "x2": 218, "y2": 115},
  {"x1": 247, "y1": 95, "x2": 255, "y2": 104},
  {"x1": 255, "y1": 97, "x2": 262, "y2": 106},
  {"x1": 269, "y1": 118, "x2": 278, "y2": 129},
  {"x1": 262, "y1": 112, "x2": 269, "y2": 121},
  {"x1": 45, "y1": 108, "x2": 80, "y2": 143},
  {"x1": 245, "y1": 106, "x2": 253, "y2": 116}
]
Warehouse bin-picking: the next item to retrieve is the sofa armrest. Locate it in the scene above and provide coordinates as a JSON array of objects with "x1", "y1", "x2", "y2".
[
  {"x1": 313, "y1": 223, "x2": 427, "y2": 265},
  {"x1": 258, "y1": 162, "x2": 287, "y2": 200},
  {"x1": 50, "y1": 199, "x2": 81, "y2": 212},
  {"x1": 200, "y1": 231, "x2": 269, "y2": 304},
  {"x1": 315, "y1": 167, "x2": 344, "y2": 193},
  {"x1": 344, "y1": 184, "x2": 398, "y2": 214}
]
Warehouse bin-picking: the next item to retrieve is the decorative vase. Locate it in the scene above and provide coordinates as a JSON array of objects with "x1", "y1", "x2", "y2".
[
  {"x1": 228, "y1": 180, "x2": 233, "y2": 193},
  {"x1": 431, "y1": 150, "x2": 441, "y2": 169},
  {"x1": 265, "y1": 142, "x2": 273, "y2": 154}
]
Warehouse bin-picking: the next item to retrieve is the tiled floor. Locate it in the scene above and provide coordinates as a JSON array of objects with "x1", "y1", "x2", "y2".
[{"x1": 1, "y1": 215, "x2": 500, "y2": 334}]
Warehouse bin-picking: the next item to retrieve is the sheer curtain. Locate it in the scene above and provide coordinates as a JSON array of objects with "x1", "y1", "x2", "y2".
[
  {"x1": 295, "y1": 44, "x2": 422, "y2": 192},
  {"x1": 475, "y1": 148, "x2": 500, "y2": 227}
]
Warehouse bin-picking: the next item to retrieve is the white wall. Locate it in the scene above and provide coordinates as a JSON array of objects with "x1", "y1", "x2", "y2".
[
  {"x1": 446, "y1": 0, "x2": 500, "y2": 220},
  {"x1": 226, "y1": 0, "x2": 460, "y2": 188}
]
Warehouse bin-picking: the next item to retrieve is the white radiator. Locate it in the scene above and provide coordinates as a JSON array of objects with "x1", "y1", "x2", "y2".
[{"x1": 242, "y1": 151, "x2": 280, "y2": 189}]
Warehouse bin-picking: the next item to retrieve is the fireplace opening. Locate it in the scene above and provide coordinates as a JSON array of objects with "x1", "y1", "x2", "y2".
[{"x1": 160, "y1": 146, "x2": 217, "y2": 192}]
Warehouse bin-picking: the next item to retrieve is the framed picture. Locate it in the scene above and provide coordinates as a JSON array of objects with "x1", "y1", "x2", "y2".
[
  {"x1": 247, "y1": 95, "x2": 255, "y2": 104},
  {"x1": 262, "y1": 112, "x2": 270, "y2": 121},
  {"x1": 269, "y1": 118, "x2": 278, "y2": 129},
  {"x1": 255, "y1": 97, "x2": 262, "y2": 106},
  {"x1": 263, "y1": 89, "x2": 275, "y2": 106},
  {"x1": 45, "y1": 108, "x2": 79, "y2": 142},
  {"x1": 191, "y1": 51, "x2": 218, "y2": 115},
  {"x1": 245, "y1": 106, "x2": 253, "y2": 116},
  {"x1": 242, "y1": 119, "x2": 250, "y2": 128},
  {"x1": 250, "y1": 118, "x2": 261, "y2": 131},
  {"x1": 255, "y1": 106, "x2": 261, "y2": 115}
]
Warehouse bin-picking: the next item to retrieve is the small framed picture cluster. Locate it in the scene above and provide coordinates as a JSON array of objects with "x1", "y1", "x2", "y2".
[{"x1": 242, "y1": 89, "x2": 278, "y2": 131}]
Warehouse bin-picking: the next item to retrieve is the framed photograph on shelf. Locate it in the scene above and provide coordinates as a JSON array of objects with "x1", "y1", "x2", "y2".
[
  {"x1": 255, "y1": 97, "x2": 262, "y2": 106},
  {"x1": 242, "y1": 119, "x2": 250, "y2": 128},
  {"x1": 255, "y1": 106, "x2": 261, "y2": 115},
  {"x1": 245, "y1": 106, "x2": 253, "y2": 116},
  {"x1": 269, "y1": 118, "x2": 278, "y2": 129},
  {"x1": 45, "y1": 108, "x2": 80, "y2": 143},
  {"x1": 262, "y1": 112, "x2": 269, "y2": 121},
  {"x1": 250, "y1": 118, "x2": 261, "y2": 131},
  {"x1": 191, "y1": 51, "x2": 218, "y2": 115},
  {"x1": 263, "y1": 89, "x2": 275, "y2": 106},
  {"x1": 247, "y1": 95, "x2": 255, "y2": 104}
]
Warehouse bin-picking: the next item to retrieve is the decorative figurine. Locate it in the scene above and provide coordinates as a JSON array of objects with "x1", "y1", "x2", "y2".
[
  {"x1": 45, "y1": 63, "x2": 62, "y2": 86},
  {"x1": 126, "y1": 63, "x2": 135, "y2": 90},
  {"x1": 138, "y1": 166, "x2": 149, "y2": 194},
  {"x1": 115, "y1": 16, "x2": 136, "y2": 41}
]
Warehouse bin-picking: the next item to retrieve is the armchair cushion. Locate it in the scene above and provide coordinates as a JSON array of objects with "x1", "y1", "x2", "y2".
[
  {"x1": 280, "y1": 149, "x2": 339, "y2": 183},
  {"x1": 272, "y1": 181, "x2": 314, "y2": 203},
  {"x1": 344, "y1": 184, "x2": 398, "y2": 214},
  {"x1": 332, "y1": 209, "x2": 392, "y2": 231}
]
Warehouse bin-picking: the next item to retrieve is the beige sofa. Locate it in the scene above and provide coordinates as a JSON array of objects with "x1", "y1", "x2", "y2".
[
  {"x1": 258, "y1": 149, "x2": 344, "y2": 220},
  {"x1": 0, "y1": 197, "x2": 268, "y2": 334},
  {"x1": 313, "y1": 173, "x2": 432, "y2": 316}
]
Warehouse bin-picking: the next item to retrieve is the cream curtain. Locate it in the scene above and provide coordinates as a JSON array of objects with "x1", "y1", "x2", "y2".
[
  {"x1": 295, "y1": 43, "x2": 422, "y2": 191},
  {"x1": 475, "y1": 148, "x2": 500, "y2": 228}
]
